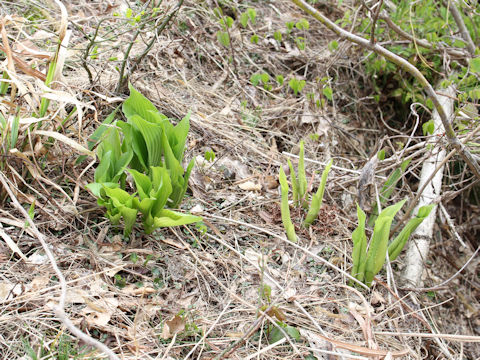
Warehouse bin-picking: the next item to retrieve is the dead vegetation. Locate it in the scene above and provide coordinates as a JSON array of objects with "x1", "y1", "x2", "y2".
[{"x1": 0, "y1": 0, "x2": 479, "y2": 359}]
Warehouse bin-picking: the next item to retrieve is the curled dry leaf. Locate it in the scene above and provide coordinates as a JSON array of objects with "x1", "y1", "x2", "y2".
[
  {"x1": 238, "y1": 181, "x2": 262, "y2": 191},
  {"x1": 0, "y1": 281, "x2": 16, "y2": 301},
  {"x1": 161, "y1": 314, "x2": 186, "y2": 339},
  {"x1": 82, "y1": 297, "x2": 119, "y2": 327},
  {"x1": 121, "y1": 284, "x2": 156, "y2": 296}
]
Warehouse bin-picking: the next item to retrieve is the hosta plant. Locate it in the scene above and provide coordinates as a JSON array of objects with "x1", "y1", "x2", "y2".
[
  {"x1": 87, "y1": 85, "x2": 201, "y2": 237},
  {"x1": 351, "y1": 201, "x2": 434, "y2": 287},
  {"x1": 279, "y1": 140, "x2": 333, "y2": 242}
]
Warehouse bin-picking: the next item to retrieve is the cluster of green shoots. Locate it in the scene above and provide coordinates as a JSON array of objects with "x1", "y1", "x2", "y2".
[
  {"x1": 351, "y1": 201, "x2": 433, "y2": 287},
  {"x1": 350, "y1": 153, "x2": 434, "y2": 286},
  {"x1": 279, "y1": 141, "x2": 333, "y2": 242},
  {"x1": 86, "y1": 85, "x2": 201, "y2": 237}
]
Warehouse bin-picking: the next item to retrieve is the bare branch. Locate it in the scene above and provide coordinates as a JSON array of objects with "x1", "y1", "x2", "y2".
[
  {"x1": 379, "y1": 11, "x2": 467, "y2": 59},
  {"x1": 291, "y1": 0, "x2": 480, "y2": 180},
  {"x1": 446, "y1": 1, "x2": 476, "y2": 56}
]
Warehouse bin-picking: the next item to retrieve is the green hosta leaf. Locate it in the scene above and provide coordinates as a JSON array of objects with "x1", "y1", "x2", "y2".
[
  {"x1": 120, "y1": 206, "x2": 138, "y2": 237},
  {"x1": 137, "y1": 197, "x2": 154, "y2": 215},
  {"x1": 351, "y1": 204, "x2": 367, "y2": 283},
  {"x1": 364, "y1": 199, "x2": 406, "y2": 286},
  {"x1": 161, "y1": 124, "x2": 186, "y2": 208},
  {"x1": 117, "y1": 121, "x2": 148, "y2": 172},
  {"x1": 388, "y1": 204, "x2": 434, "y2": 260},
  {"x1": 113, "y1": 149, "x2": 133, "y2": 180},
  {"x1": 94, "y1": 150, "x2": 113, "y2": 183},
  {"x1": 102, "y1": 186, "x2": 138, "y2": 236},
  {"x1": 152, "y1": 209, "x2": 202, "y2": 229},
  {"x1": 128, "y1": 169, "x2": 152, "y2": 199},
  {"x1": 128, "y1": 114, "x2": 164, "y2": 168},
  {"x1": 123, "y1": 84, "x2": 159, "y2": 124},
  {"x1": 103, "y1": 186, "x2": 135, "y2": 207},
  {"x1": 368, "y1": 159, "x2": 411, "y2": 227},
  {"x1": 304, "y1": 159, "x2": 333, "y2": 227},
  {"x1": 86, "y1": 182, "x2": 119, "y2": 199},
  {"x1": 170, "y1": 112, "x2": 190, "y2": 162},
  {"x1": 168, "y1": 159, "x2": 194, "y2": 209},
  {"x1": 87, "y1": 107, "x2": 119, "y2": 151},
  {"x1": 107, "y1": 210, "x2": 122, "y2": 225},
  {"x1": 150, "y1": 166, "x2": 172, "y2": 215},
  {"x1": 97, "y1": 127, "x2": 122, "y2": 161}
]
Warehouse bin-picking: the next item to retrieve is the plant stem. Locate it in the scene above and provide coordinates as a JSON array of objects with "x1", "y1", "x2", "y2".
[{"x1": 291, "y1": 0, "x2": 480, "y2": 180}]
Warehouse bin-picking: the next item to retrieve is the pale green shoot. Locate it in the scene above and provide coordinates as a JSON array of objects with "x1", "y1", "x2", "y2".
[
  {"x1": 279, "y1": 167, "x2": 297, "y2": 242},
  {"x1": 304, "y1": 159, "x2": 333, "y2": 227}
]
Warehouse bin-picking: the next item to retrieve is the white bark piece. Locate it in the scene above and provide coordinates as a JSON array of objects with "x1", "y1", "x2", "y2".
[{"x1": 402, "y1": 87, "x2": 455, "y2": 287}]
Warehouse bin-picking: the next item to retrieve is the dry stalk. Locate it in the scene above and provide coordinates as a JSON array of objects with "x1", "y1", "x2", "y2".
[{"x1": 0, "y1": 171, "x2": 120, "y2": 360}]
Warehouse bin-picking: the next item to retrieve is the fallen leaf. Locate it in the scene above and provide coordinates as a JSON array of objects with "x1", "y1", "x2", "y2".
[
  {"x1": 0, "y1": 281, "x2": 15, "y2": 301},
  {"x1": 28, "y1": 276, "x2": 50, "y2": 292},
  {"x1": 190, "y1": 204, "x2": 204, "y2": 214},
  {"x1": 121, "y1": 284, "x2": 156, "y2": 296},
  {"x1": 238, "y1": 181, "x2": 261, "y2": 191},
  {"x1": 28, "y1": 252, "x2": 48, "y2": 265},
  {"x1": 82, "y1": 297, "x2": 118, "y2": 327},
  {"x1": 161, "y1": 314, "x2": 186, "y2": 339}
]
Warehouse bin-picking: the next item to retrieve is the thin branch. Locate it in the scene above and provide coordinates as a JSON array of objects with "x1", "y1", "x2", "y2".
[
  {"x1": 0, "y1": 172, "x2": 119, "y2": 360},
  {"x1": 392, "y1": 121, "x2": 480, "y2": 235},
  {"x1": 378, "y1": 11, "x2": 466, "y2": 58},
  {"x1": 369, "y1": 0, "x2": 384, "y2": 45},
  {"x1": 291, "y1": 0, "x2": 480, "y2": 180},
  {"x1": 446, "y1": 1, "x2": 476, "y2": 56},
  {"x1": 117, "y1": 0, "x2": 185, "y2": 92}
]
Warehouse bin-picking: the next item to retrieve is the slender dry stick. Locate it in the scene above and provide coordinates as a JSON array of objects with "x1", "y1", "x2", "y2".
[
  {"x1": 178, "y1": 227, "x2": 303, "y2": 359},
  {"x1": 392, "y1": 122, "x2": 480, "y2": 234},
  {"x1": 446, "y1": 0, "x2": 476, "y2": 55},
  {"x1": 290, "y1": 0, "x2": 480, "y2": 180},
  {"x1": 0, "y1": 172, "x2": 119, "y2": 360},
  {"x1": 378, "y1": 11, "x2": 465, "y2": 58},
  {"x1": 368, "y1": 0, "x2": 384, "y2": 45},
  {"x1": 401, "y1": 245, "x2": 480, "y2": 292},
  {"x1": 117, "y1": 0, "x2": 185, "y2": 92}
]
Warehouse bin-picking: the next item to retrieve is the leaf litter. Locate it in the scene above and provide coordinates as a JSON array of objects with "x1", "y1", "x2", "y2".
[{"x1": 0, "y1": 0, "x2": 478, "y2": 359}]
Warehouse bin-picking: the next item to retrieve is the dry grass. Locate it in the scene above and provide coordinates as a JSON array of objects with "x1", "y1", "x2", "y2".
[{"x1": 0, "y1": 0, "x2": 479, "y2": 359}]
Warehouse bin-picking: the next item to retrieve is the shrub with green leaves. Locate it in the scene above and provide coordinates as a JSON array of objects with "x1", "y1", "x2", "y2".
[
  {"x1": 279, "y1": 140, "x2": 333, "y2": 242},
  {"x1": 351, "y1": 200, "x2": 434, "y2": 286},
  {"x1": 86, "y1": 85, "x2": 201, "y2": 237}
]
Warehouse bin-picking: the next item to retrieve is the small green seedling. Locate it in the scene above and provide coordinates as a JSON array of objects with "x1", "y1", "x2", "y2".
[
  {"x1": 251, "y1": 72, "x2": 272, "y2": 91},
  {"x1": 288, "y1": 78, "x2": 306, "y2": 96},
  {"x1": 240, "y1": 8, "x2": 257, "y2": 27}
]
